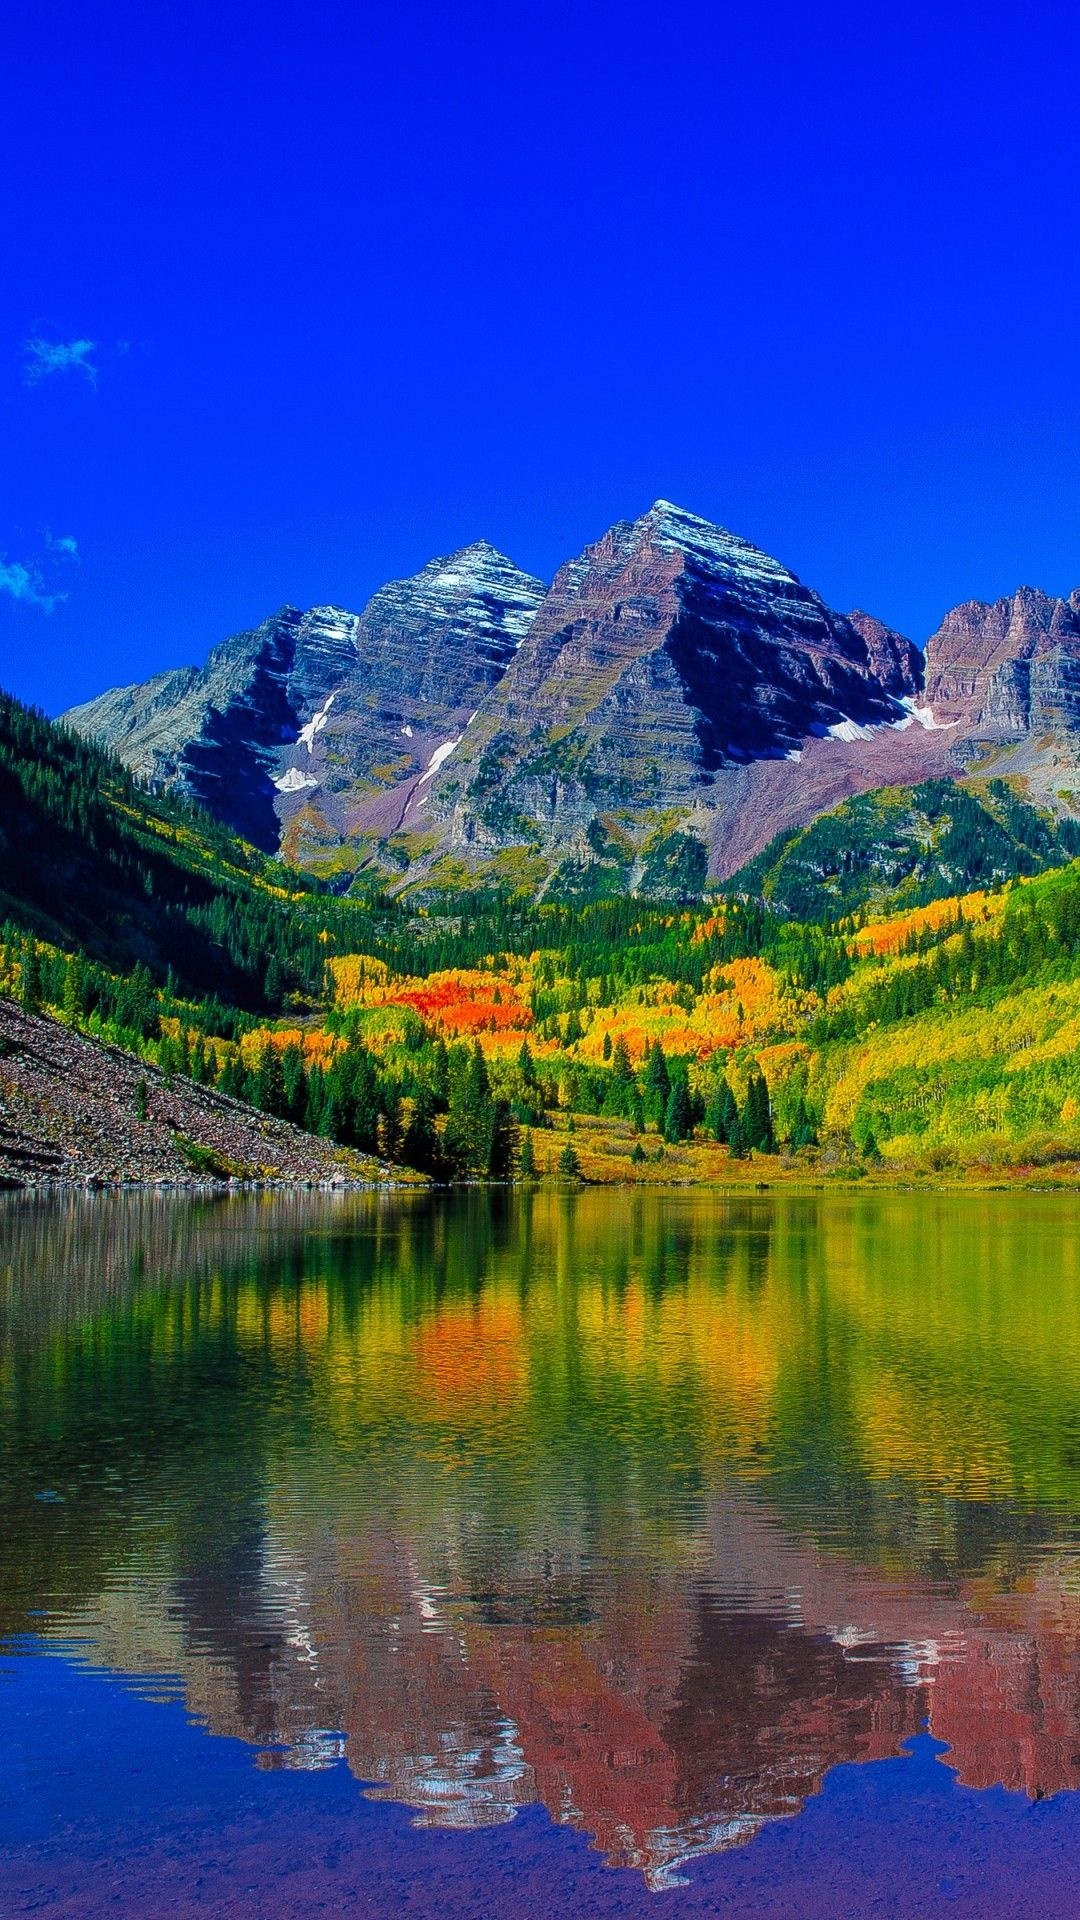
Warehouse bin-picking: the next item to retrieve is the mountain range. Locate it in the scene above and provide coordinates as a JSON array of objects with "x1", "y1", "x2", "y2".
[{"x1": 64, "y1": 502, "x2": 1080, "y2": 898}]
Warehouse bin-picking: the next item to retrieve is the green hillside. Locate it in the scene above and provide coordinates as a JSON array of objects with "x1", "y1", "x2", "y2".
[
  {"x1": 0, "y1": 691, "x2": 332, "y2": 1008},
  {"x1": 729, "y1": 777, "x2": 1080, "y2": 920},
  {"x1": 6, "y1": 689, "x2": 1080, "y2": 1184}
]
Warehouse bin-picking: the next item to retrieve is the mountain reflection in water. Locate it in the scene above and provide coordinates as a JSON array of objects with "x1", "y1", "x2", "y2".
[{"x1": 1, "y1": 1188, "x2": 1079, "y2": 1891}]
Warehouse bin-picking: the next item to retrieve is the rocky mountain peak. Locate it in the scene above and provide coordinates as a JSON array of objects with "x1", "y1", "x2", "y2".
[
  {"x1": 924, "y1": 584, "x2": 1080, "y2": 732},
  {"x1": 416, "y1": 503, "x2": 928, "y2": 892},
  {"x1": 359, "y1": 543, "x2": 545, "y2": 663},
  {"x1": 65, "y1": 500, "x2": 1080, "y2": 901},
  {"x1": 847, "y1": 610, "x2": 925, "y2": 699},
  {"x1": 638, "y1": 498, "x2": 801, "y2": 584}
]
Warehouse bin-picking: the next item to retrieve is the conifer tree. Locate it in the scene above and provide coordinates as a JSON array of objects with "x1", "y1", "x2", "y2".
[
  {"x1": 787, "y1": 1096, "x2": 817, "y2": 1149},
  {"x1": 218, "y1": 1051, "x2": 245, "y2": 1100},
  {"x1": 444, "y1": 1041, "x2": 495, "y2": 1173},
  {"x1": 705, "y1": 1079, "x2": 739, "y2": 1144},
  {"x1": 19, "y1": 940, "x2": 42, "y2": 1015},
  {"x1": 264, "y1": 954, "x2": 285, "y2": 1006},
  {"x1": 255, "y1": 1041, "x2": 287, "y2": 1117},
  {"x1": 281, "y1": 1043, "x2": 306, "y2": 1123},
  {"x1": 62, "y1": 952, "x2": 85, "y2": 1026},
  {"x1": 612, "y1": 1035, "x2": 635, "y2": 1086},
  {"x1": 644, "y1": 1041, "x2": 671, "y2": 1127},
  {"x1": 489, "y1": 1099, "x2": 517, "y2": 1179},
  {"x1": 380, "y1": 1087, "x2": 404, "y2": 1162},
  {"x1": 402, "y1": 1087, "x2": 442, "y2": 1175},
  {"x1": 558, "y1": 1139, "x2": 582, "y2": 1179},
  {"x1": 663, "y1": 1077, "x2": 692, "y2": 1142},
  {"x1": 743, "y1": 1068, "x2": 774, "y2": 1152}
]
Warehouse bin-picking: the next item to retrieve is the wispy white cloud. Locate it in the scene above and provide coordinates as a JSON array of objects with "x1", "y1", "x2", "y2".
[
  {"x1": 0, "y1": 532, "x2": 79, "y2": 612},
  {"x1": 23, "y1": 336, "x2": 98, "y2": 386},
  {"x1": 0, "y1": 556, "x2": 63, "y2": 611}
]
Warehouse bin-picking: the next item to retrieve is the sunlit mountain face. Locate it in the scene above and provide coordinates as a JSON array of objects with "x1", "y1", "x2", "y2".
[{"x1": 2, "y1": 1190, "x2": 1080, "y2": 1891}]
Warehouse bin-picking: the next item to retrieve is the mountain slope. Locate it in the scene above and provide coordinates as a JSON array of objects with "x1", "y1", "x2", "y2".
[
  {"x1": 925, "y1": 586, "x2": 1080, "y2": 735},
  {"x1": 65, "y1": 544, "x2": 545, "y2": 864},
  {"x1": 406, "y1": 501, "x2": 936, "y2": 892},
  {"x1": 0, "y1": 690, "x2": 329, "y2": 1005},
  {"x1": 729, "y1": 777, "x2": 1080, "y2": 920},
  {"x1": 62, "y1": 502, "x2": 1080, "y2": 902},
  {"x1": 0, "y1": 996, "x2": 381, "y2": 1187}
]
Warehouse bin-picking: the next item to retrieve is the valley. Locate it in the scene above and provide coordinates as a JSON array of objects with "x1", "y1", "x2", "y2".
[{"x1": 4, "y1": 500, "x2": 1080, "y2": 1192}]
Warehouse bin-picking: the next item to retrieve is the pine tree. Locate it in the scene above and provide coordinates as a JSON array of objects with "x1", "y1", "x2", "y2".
[
  {"x1": 380, "y1": 1087, "x2": 404, "y2": 1162},
  {"x1": 444, "y1": 1041, "x2": 495, "y2": 1173},
  {"x1": 743, "y1": 1069, "x2": 774, "y2": 1152},
  {"x1": 558, "y1": 1140, "x2": 582, "y2": 1179},
  {"x1": 256, "y1": 1042, "x2": 287, "y2": 1118},
  {"x1": 788, "y1": 1095, "x2": 817, "y2": 1149},
  {"x1": 518, "y1": 1128, "x2": 537, "y2": 1178},
  {"x1": 611, "y1": 1035, "x2": 634, "y2": 1082},
  {"x1": 705, "y1": 1079, "x2": 739, "y2": 1144},
  {"x1": 489, "y1": 1100, "x2": 517, "y2": 1178},
  {"x1": 62, "y1": 951, "x2": 85, "y2": 1026},
  {"x1": 264, "y1": 953, "x2": 285, "y2": 1005},
  {"x1": 432, "y1": 1038, "x2": 451, "y2": 1107},
  {"x1": 663, "y1": 1077, "x2": 692, "y2": 1143},
  {"x1": 303, "y1": 1064, "x2": 328, "y2": 1134},
  {"x1": 402, "y1": 1088, "x2": 442, "y2": 1174},
  {"x1": 218, "y1": 1052, "x2": 245, "y2": 1100},
  {"x1": 281, "y1": 1043, "x2": 306, "y2": 1123},
  {"x1": 644, "y1": 1041, "x2": 671, "y2": 1127},
  {"x1": 20, "y1": 940, "x2": 42, "y2": 1015}
]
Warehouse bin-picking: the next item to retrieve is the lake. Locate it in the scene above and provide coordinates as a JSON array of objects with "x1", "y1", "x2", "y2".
[{"x1": 1, "y1": 1187, "x2": 1080, "y2": 1917}]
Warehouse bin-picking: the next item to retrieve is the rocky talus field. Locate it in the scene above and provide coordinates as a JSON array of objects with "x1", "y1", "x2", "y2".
[{"x1": 0, "y1": 999, "x2": 388, "y2": 1188}]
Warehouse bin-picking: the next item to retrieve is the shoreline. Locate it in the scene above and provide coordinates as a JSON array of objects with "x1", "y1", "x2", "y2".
[{"x1": 3, "y1": 1168, "x2": 1079, "y2": 1197}]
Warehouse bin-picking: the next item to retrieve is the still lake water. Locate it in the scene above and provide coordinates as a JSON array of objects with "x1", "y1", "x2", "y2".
[{"x1": 2, "y1": 1188, "x2": 1080, "y2": 1917}]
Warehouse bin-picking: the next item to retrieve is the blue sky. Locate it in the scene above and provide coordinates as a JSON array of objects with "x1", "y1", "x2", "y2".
[{"x1": 3, "y1": 0, "x2": 1080, "y2": 713}]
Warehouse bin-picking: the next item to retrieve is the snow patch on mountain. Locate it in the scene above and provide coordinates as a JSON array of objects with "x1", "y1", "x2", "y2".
[
  {"x1": 891, "y1": 696, "x2": 955, "y2": 732},
  {"x1": 417, "y1": 737, "x2": 461, "y2": 787},
  {"x1": 827, "y1": 716, "x2": 879, "y2": 744},
  {"x1": 275, "y1": 767, "x2": 320, "y2": 793},
  {"x1": 297, "y1": 691, "x2": 337, "y2": 753}
]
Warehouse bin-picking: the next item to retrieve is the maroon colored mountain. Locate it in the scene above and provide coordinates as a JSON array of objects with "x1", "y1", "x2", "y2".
[
  {"x1": 925, "y1": 586, "x2": 1080, "y2": 735},
  {"x1": 63, "y1": 505, "x2": 1080, "y2": 892},
  {"x1": 64, "y1": 543, "x2": 545, "y2": 857},
  {"x1": 413, "y1": 502, "x2": 943, "y2": 889}
]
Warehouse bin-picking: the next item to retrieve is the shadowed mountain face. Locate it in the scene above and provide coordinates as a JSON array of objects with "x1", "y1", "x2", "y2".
[
  {"x1": 418, "y1": 502, "x2": 925, "y2": 879},
  {"x1": 64, "y1": 545, "x2": 545, "y2": 856},
  {"x1": 63, "y1": 505, "x2": 1080, "y2": 890},
  {"x1": 5, "y1": 1189, "x2": 1080, "y2": 1890}
]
